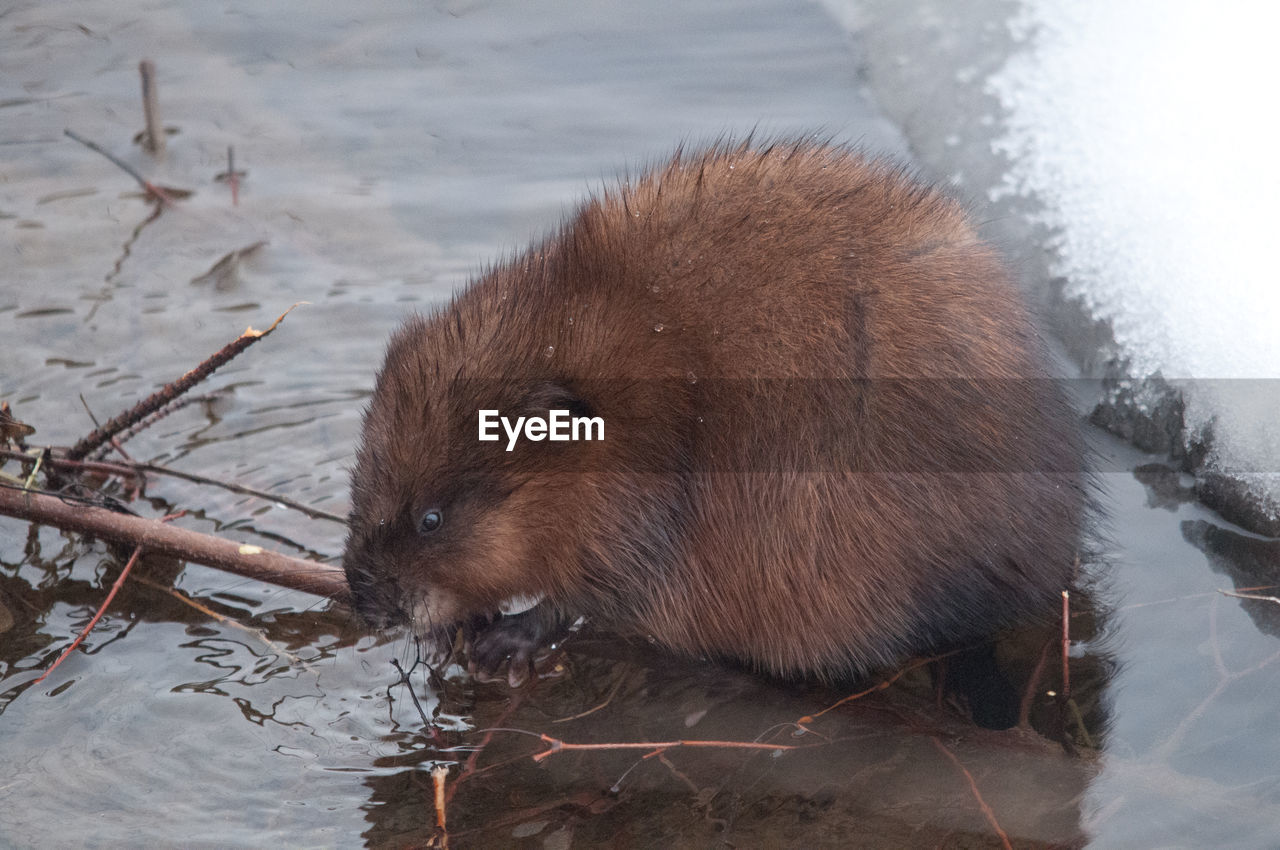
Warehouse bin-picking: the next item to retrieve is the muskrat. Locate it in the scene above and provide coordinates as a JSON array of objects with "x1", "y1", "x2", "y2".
[{"x1": 343, "y1": 140, "x2": 1084, "y2": 685}]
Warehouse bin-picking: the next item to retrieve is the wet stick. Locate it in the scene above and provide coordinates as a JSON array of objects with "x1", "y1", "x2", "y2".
[
  {"x1": 1017, "y1": 638, "x2": 1052, "y2": 729},
  {"x1": 1218, "y1": 588, "x2": 1280, "y2": 607},
  {"x1": 431, "y1": 765, "x2": 450, "y2": 850},
  {"x1": 1061, "y1": 590, "x2": 1071, "y2": 701},
  {"x1": 929, "y1": 736, "x2": 1013, "y2": 850},
  {"x1": 215, "y1": 146, "x2": 247, "y2": 206},
  {"x1": 0, "y1": 447, "x2": 346, "y2": 524},
  {"x1": 139, "y1": 59, "x2": 164, "y2": 156},
  {"x1": 34, "y1": 545, "x2": 144, "y2": 685},
  {"x1": 65, "y1": 304, "x2": 303, "y2": 461},
  {"x1": 227, "y1": 146, "x2": 240, "y2": 205},
  {"x1": 63, "y1": 129, "x2": 183, "y2": 205},
  {"x1": 0, "y1": 484, "x2": 348, "y2": 601},
  {"x1": 523, "y1": 732, "x2": 810, "y2": 763},
  {"x1": 88, "y1": 393, "x2": 224, "y2": 460}
]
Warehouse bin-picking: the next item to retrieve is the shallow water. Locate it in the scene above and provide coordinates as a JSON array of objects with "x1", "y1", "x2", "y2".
[{"x1": 3, "y1": 1, "x2": 1279, "y2": 847}]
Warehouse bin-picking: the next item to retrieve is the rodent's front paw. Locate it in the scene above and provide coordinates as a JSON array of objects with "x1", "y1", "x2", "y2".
[{"x1": 468, "y1": 605, "x2": 566, "y2": 688}]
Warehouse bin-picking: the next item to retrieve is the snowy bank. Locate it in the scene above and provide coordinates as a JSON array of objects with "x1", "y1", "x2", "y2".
[{"x1": 831, "y1": 0, "x2": 1280, "y2": 534}]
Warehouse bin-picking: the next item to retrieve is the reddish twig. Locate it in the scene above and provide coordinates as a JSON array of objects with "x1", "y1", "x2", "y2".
[
  {"x1": 527, "y1": 733, "x2": 807, "y2": 764},
  {"x1": 445, "y1": 706, "x2": 522, "y2": 803},
  {"x1": 797, "y1": 653, "x2": 943, "y2": 729},
  {"x1": 1155, "y1": 592, "x2": 1280, "y2": 758},
  {"x1": 130, "y1": 572, "x2": 303, "y2": 664},
  {"x1": 215, "y1": 146, "x2": 247, "y2": 206},
  {"x1": 34, "y1": 543, "x2": 145, "y2": 684},
  {"x1": 65, "y1": 304, "x2": 304, "y2": 461},
  {"x1": 929, "y1": 736, "x2": 1012, "y2": 850}
]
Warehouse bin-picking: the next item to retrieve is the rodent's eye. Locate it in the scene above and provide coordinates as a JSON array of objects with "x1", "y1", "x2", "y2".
[{"x1": 419, "y1": 509, "x2": 444, "y2": 535}]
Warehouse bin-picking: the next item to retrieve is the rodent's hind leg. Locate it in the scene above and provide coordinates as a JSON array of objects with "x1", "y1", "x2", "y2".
[{"x1": 468, "y1": 604, "x2": 570, "y2": 688}]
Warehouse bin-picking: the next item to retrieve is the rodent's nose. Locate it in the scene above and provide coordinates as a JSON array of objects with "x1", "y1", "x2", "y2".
[
  {"x1": 349, "y1": 593, "x2": 403, "y2": 630},
  {"x1": 342, "y1": 560, "x2": 406, "y2": 630}
]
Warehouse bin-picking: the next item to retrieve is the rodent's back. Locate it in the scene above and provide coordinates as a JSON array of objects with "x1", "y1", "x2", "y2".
[{"x1": 560, "y1": 144, "x2": 1085, "y2": 673}]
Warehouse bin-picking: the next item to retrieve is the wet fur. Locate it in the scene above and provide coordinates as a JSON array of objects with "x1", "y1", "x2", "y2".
[{"x1": 343, "y1": 140, "x2": 1085, "y2": 679}]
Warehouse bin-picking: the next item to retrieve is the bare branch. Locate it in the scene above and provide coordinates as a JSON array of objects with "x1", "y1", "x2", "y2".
[
  {"x1": 0, "y1": 484, "x2": 348, "y2": 601},
  {"x1": 65, "y1": 304, "x2": 304, "y2": 461}
]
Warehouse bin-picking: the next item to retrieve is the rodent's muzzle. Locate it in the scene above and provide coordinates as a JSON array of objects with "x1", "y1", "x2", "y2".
[{"x1": 341, "y1": 553, "x2": 408, "y2": 630}]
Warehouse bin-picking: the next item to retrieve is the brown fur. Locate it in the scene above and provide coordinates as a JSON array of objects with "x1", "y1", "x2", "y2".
[{"x1": 343, "y1": 140, "x2": 1084, "y2": 678}]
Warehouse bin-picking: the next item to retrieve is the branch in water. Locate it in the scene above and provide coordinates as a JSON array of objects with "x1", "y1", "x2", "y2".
[
  {"x1": 65, "y1": 303, "x2": 305, "y2": 461},
  {"x1": 0, "y1": 484, "x2": 349, "y2": 602},
  {"x1": 0, "y1": 447, "x2": 346, "y2": 524},
  {"x1": 63, "y1": 128, "x2": 183, "y2": 204}
]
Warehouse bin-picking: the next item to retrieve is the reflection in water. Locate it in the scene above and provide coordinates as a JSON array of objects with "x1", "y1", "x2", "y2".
[
  {"x1": 1183, "y1": 519, "x2": 1280, "y2": 638},
  {"x1": 350, "y1": 625, "x2": 1109, "y2": 847},
  {"x1": 1, "y1": 515, "x2": 1116, "y2": 847}
]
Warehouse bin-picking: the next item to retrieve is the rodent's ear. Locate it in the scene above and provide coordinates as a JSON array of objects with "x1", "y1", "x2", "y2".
[{"x1": 522, "y1": 380, "x2": 595, "y2": 421}]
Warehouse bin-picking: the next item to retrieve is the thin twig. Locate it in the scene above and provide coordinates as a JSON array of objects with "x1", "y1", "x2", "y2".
[
  {"x1": 431, "y1": 765, "x2": 450, "y2": 850},
  {"x1": 0, "y1": 483, "x2": 348, "y2": 601},
  {"x1": 21, "y1": 450, "x2": 44, "y2": 490},
  {"x1": 655, "y1": 750, "x2": 703, "y2": 798},
  {"x1": 527, "y1": 732, "x2": 808, "y2": 764},
  {"x1": 34, "y1": 545, "x2": 144, "y2": 684},
  {"x1": 1066, "y1": 698, "x2": 1095, "y2": 749},
  {"x1": 64, "y1": 129, "x2": 177, "y2": 205},
  {"x1": 1218, "y1": 588, "x2": 1280, "y2": 607},
  {"x1": 391, "y1": 658, "x2": 444, "y2": 747},
  {"x1": 0, "y1": 448, "x2": 345, "y2": 524},
  {"x1": 215, "y1": 146, "x2": 247, "y2": 207},
  {"x1": 1154, "y1": 593, "x2": 1280, "y2": 758},
  {"x1": 446, "y1": 691, "x2": 528, "y2": 805},
  {"x1": 1060, "y1": 590, "x2": 1071, "y2": 702},
  {"x1": 929, "y1": 736, "x2": 1012, "y2": 850},
  {"x1": 121, "y1": 458, "x2": 345, "y2": 523},
  {"x1": 552, "y1": 671, "x2": 627, "y2": 723},
  {"x1": 90, "y1": 393, "x2": 223, "y2": 460},
  {"x1": 65, "y1": 304, "x2": 304, "y2": 461},
  {"x1": 228, "y1": 146, "x2": 239, "y2": 206},
  {"x1": 797, "y1": 653, "x2": 942, "y2": 728},
  {"x1": 138, "y1": 60, "x2": 164, "y2": 156}
]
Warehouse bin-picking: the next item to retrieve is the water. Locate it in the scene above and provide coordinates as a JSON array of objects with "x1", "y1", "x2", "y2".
[{"x1": 4, "y1": 0, "x2": 1279, "y2": 846}]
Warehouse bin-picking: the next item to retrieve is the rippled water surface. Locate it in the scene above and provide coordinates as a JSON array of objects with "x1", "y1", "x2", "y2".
[{"x1": 3, "y1": 1, "x2": 1278, "y2": 847}]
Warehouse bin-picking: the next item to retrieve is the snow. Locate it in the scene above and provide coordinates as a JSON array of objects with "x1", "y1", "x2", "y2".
[
  {"x1": 988, "y1": 2, "x2": 1280, "y2": 381},
  {"x1": 987, "y1": 0, "x2": 1280, "y2": 499}
]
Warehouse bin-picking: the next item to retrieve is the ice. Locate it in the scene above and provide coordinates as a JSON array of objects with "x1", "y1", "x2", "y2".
[{"x1": 987, "y1": 0, "x2": 1280, "y2": 510}]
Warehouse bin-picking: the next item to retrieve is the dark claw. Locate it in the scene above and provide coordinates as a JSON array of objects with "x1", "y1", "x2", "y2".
[{"x1": 466, "y1": 604, "x2": 568, "y2": 686}]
